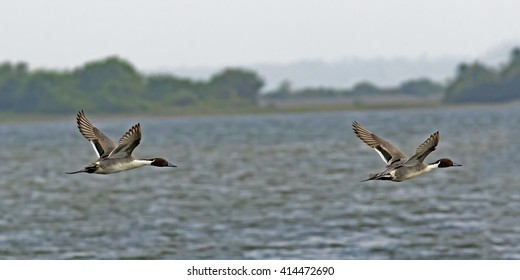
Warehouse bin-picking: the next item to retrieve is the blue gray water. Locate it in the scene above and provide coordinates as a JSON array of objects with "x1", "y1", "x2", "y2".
[{"x1": 1, "y1": 105, "x2": 520, "y2": 259}]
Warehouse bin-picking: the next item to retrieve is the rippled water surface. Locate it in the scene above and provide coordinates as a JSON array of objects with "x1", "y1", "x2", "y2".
[{"x1": 1, "y1": 105, "x2": 520, "y2": 259}]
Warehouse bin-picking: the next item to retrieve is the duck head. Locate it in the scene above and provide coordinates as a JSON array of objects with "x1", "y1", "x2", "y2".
[
  {"x1": 150, "y1": 158, "x2": 177, "y2": 168},
  {"x1": 433, "y1": 158, "x2": 462, "y2": 168}
]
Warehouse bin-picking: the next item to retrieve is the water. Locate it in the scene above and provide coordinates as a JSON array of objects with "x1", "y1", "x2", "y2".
[{"x1": 1, "y1": 105, "x2": 520, "y2": 259}]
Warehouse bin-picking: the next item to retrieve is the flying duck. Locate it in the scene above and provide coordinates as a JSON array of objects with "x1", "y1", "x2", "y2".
[
  {"x1": 67, "y1": 110, "x2": 176, "y2": 174},
  {"x1": 352, "y1": 121, "x2": 461, "y2": 182}
]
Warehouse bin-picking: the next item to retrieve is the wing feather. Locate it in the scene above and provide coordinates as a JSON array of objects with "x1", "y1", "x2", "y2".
[
  {"x1": 76, "y1": 110, "x2": 115, "y2": 158},
  {"x1": 108, "y1": 123, "x2": 141, "y2": 159},
  {"x1": 352, "y1": 121, "x2": 407, "y2": 165},
  {"x1": 405, "y1": 131, "x2": 439, "y2": 164}
]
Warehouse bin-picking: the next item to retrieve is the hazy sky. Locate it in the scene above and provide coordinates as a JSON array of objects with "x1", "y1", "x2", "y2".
[{"x1": 1, "y1": 0, "x2": 520, "y2": 70}]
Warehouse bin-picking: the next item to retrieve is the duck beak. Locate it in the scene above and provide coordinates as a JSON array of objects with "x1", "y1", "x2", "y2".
[
  {"x1": 168, "y1": 162, "x2": 177, "y2": 167},
  {"x1": 453, "y1": 162, "x2": 462, "y2": 167}
]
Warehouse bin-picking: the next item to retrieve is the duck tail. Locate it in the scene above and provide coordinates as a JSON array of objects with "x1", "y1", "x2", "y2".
[
  {"x1": 65, "y1": 169, "x2": 88, "y2": 174},
  {"x1": 360, "y1": 172, "x2": 394, "y2": 182},
  {"x1": 66, "y1": 165, "x2": 97, "y2": 174},
  {"x1": 360, "y1": 173, "x2": 378, "y2": 182}
]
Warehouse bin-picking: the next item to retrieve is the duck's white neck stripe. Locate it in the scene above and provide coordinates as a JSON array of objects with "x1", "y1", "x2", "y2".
[
  {"x1": 113, "y1": 159, "x2": 153, "y2": 171},
  {"x1": 133, "y1": 159, "x2": 154, "y2": 165},
  {"x1": 426, "y1": 162, "x2": 440, "y2": 170}
]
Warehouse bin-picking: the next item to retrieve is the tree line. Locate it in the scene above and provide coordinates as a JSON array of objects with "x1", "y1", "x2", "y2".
[
  {"x1": 444, "y1": 48, "x2": 520, "y2": 103},
  {"x1": 2, "y1": 48, "x2": 520, "y2": 114},
  {"x1": 263, "y1": 78, "x2": 443, "y2": 100},
  {"x1": 0, "y1": 56, "x2": 264, "y2": 114},
  {"x1": 264, "y1": 47, "x2": 520, "y2": 104}
]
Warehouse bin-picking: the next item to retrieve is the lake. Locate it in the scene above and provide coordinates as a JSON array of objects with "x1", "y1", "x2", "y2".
[{"x1": 1, "y1": 105, "x2": 520, "y2": 259}]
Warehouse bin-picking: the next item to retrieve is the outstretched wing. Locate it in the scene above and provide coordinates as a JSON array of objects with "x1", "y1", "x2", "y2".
[
  {"x1": 76, "y1": 110, "x2": 115, "y2": 158},
  {"x1": 352, "y1": 121, "x2": 407, "y2": 165},
  {"x1": 107, "y1": 123, "x2": 141, "y2": 159},
  {"x1": 405, "y1": 131, "x2": 439, "y2": 164}
]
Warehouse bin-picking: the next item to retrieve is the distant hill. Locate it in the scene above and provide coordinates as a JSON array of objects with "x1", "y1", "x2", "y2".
[
  {"x1": 154, "y1": 41, "x2": 520, "y2": 91},
  {"x1": 164, "y1": 57, "x2": 461, "y2": 90}
]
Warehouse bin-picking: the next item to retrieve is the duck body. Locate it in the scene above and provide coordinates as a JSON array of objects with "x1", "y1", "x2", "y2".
[
  {"x1": 96, "y1": 158, "x2": 152, "y2": 174},
  {"x1": 74, "y1": 158, "x2": 155, "y2": 174},
  {"x1": 364, "y1": 160, "x2": 438, "y2": 182}
]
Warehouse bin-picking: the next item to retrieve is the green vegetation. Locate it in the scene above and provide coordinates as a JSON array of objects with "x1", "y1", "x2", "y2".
[
  {"x1": 444, "y1": 48, "x2": 520, "y2": 103},
  {"x1": 263, "y1": 78, "x2": 443, "y2": 100},
  {"x1": 2, "y1": 47, "x2": 520, "y2": 117},
  {"x1": 264, "y1": 48, "x2": 520, "y2": 105},
  {"x1": 0, "y1": 56, "x2": 264, "y2": 114}
]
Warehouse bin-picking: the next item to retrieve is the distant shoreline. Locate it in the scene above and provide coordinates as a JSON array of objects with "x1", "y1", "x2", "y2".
[{"x1": 1, "y1": 101, "x2": 518, "y2": 124}]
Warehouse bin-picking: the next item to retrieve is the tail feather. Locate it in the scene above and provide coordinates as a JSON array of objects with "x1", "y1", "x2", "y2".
[
  {"x1": 66, "y1": 165, "x2": 96, "y2": 174},
  {"x1": 360, "y1": 173, "x2": 379, "y2": 182},
  {"x1": 361, "y1": 172, "x2": 393, "y2": 182},
  {"x1": 65, "y1": 169, "x2": 88, "y2": 174}
]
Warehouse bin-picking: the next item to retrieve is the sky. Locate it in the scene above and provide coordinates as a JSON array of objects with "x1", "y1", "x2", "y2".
[{"x1": 1, "y1": 0, "x2": 520, "y2": 71}]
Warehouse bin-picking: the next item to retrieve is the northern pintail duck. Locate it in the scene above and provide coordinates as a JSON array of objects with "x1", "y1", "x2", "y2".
[
  {"x1": 67, "y1": 110, "x2": 176, "y2": 174},
  {"x1": 352, "y1": 121, "x2": 461, "y2": 182}
]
